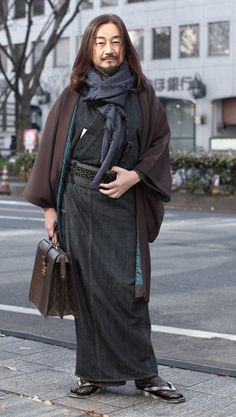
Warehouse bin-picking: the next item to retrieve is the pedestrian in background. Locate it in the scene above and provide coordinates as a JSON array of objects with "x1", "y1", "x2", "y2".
[{"x1": 23, "y1": 14, "x2": 185, "y2": 404}]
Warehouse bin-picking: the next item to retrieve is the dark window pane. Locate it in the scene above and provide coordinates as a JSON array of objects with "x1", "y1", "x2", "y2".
[
  {"x1": 15, "y1": 0, "x2": 25, "y2": 19},
  {"x1": 33, "y1": 0, "x2": 44, "y2": 16},
  {"x1": 14, "y1": 43, "x2": 24, "y2": 62},
  {"x1": 161, "y1": 98, "x2": 195, "y2": 151},
  {"x1": 128, "y1": 30, "x2": 144, "y2": 61},
  {"x1": 54, "y1": 38, "x2": 70, "y2": 67},
  {"x1": 82, "y1": 0, "x2": 93, "y2": 9},
  {"x1": 180, "y1": 24, "x2": 199, "y2": 58},
  {"x1": 101, "y1": 0, "x2": 118, "y2": 5},
  {"x1": 208, "y1": 21, "x2": 230, "y2": 56},
  {"x1": 153, "y1": 27, "x2": 171, "y2": 59},
  {"x1": 0, "y1": 48, "x2": 8, "y2": 72},
  {"x1": 0, "y1": 0, "x2": 8, "y2": 25},
  {"x1": 32, "y1": 40, "x2": 44, "y2": 66}
]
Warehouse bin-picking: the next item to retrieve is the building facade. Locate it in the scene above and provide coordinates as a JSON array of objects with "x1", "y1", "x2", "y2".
[{"x1": 1, "y1": 0, "x2": 236, "y2": 152}]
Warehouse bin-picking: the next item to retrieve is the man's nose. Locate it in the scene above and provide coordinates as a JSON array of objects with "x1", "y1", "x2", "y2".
[{"x1": 104, "y1": 42, "x2": 114, "y2": 54}]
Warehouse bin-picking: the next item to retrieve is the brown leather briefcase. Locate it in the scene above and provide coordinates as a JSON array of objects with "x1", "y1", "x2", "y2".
[{"x1": 29, "y1": 239, "x2": 79, "y2": 319}]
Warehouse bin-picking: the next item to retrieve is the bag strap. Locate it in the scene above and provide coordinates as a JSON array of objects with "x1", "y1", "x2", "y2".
[
  {"x1": 59, "y1": 254, "x2": 67, "y2": 280},
  {"x1": 47, "y1": 238, "x2": 68, "y2": 280}
]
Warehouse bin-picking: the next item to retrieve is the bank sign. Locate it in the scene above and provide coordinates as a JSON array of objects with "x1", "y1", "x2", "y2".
[{"x1": 150, "y1": 76, "x2": 194, "y2": 92}]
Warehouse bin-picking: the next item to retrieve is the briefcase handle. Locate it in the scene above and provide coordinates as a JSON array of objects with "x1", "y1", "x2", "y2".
[{"x1": 47, "y1": 238, "x2": 68, "y2": 280}]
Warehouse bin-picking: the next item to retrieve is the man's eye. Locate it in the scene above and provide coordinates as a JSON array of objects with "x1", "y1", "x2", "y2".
[
  {"x1": 96, "y1": 41, "x2": 105, "y2": 46},
  {"x1": 113, "y1": 40, "x2": 121, "y2": 46}
]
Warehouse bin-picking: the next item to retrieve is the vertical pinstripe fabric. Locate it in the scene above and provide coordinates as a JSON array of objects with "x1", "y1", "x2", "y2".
[{"x1": 56, "y1": 102, "x2": 79, "y2": 248}]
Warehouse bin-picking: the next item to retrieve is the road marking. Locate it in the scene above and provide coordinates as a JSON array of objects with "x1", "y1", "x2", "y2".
[
  {"x1": 0, "y1": 215, "x2": 43, "y2": 221},
  {"x1": 0, "y1": 304, "x2": 235, "y2": 342},
  {"x1": 0, "y1": 305, "x2": 43, "y2": 316},
  {"x1": 0, "y1": 230, "x2": 43, "y2": 237},
  {"x1": 0, "y1": 207, "x2": 41, "y2": 213},
  {"x1": 0, "y1": 201, "x2": 31, "y2": 206},
  {"x1": 151, "y1": 325, "x2": 236, "y2": 341}
]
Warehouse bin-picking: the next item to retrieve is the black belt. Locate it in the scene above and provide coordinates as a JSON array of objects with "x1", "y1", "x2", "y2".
[{"x1": 69, "y1": 160, "x2": 116, "y2": 187}]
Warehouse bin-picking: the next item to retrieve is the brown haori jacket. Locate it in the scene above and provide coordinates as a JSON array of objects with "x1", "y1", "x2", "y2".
[{"x1": 23, "y1": 83, "x2": 172, "y2": 301}]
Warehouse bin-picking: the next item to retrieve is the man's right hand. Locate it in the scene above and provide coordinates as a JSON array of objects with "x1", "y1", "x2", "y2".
[{"x1": 44, "y1": 207, "x2": 58, "y2": 243}]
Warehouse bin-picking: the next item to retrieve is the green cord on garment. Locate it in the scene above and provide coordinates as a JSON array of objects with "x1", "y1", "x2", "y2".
[{"x1": 56, "y1": 102, "x2": 79, "y2": 248}]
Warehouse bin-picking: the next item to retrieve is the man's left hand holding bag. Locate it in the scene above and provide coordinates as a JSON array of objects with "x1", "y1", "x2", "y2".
[{"x1": 44, "y1": 208, "x2": 58, "y2": 245}]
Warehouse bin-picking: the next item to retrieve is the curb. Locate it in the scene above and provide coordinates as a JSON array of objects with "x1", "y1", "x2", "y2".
[
  {"x1": 166, "y1": 193, "x2": 236, "y2": 213},
  {"x1": 1, "y1": 329, "x2": 235, "y2": 378}
]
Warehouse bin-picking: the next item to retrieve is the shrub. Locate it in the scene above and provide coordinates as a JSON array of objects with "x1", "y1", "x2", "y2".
[
  {"x1": 170, "y1": 151, "x2": 236, "y2": 195},
  {"x1": 0, "y1": 158, "x2": 18, "y2": 176},
  {"x1": 14, "y1": 152, "x2": 37, "y2": 180}
]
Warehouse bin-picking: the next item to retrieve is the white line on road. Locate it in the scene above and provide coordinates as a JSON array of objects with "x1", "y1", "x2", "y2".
[
  {"x1": 0, "y1": 229, "x2": 43, "y2": 237},
  {"x1": 151, "y1": 325, "x2": 236, "y2": 342},
  {"x1": 0, "y1": 304, "x2": 235, "y2": 342},
  {"x1": 0, "y1": 215, "x2": 43, "y2": 221},
  {"x1": 0, "y1": 200, "x2": 31, "y2": 206}
]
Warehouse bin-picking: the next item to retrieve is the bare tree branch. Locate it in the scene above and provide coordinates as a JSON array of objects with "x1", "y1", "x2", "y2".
[
  {"x1": 0, "y1": 2, "x2": 15, "y2": 60},
  {"x1": 16, "y1": 0, "x2": 34, "y2": 72},
  {"x1": 0, "y1": 55, "x2": 15, "y2": 91},
  {"x1": 47, "y1": 0, "x2": 55, "y2": 10},
  {"x1": 0, "y1": 0, "x2": 85, "y2": 149},
  {"x1": 0, "y1": 88, "x2": 12, "y2": 113},
  {"x1": 28, "y1": 0, "x2": 83, "y2": 94},
  {"x1": 0, "y1": 42, "x2": 13, "y2": 63},
  {"x1": 24, "y1": 13, "x2": 54, "y2": 65}
]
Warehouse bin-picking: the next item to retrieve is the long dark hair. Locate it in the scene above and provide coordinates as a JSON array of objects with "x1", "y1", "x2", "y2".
[{"x1": 70, "y1": 14, "x2": 147, "y2": 91}]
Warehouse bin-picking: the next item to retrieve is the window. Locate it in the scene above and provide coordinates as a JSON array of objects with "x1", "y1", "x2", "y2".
[
  {"x1": 179, "y1": 24, "x2": 199, "y2": 58},
  {"x1": 33, "y1": 0, "x2": 44, "y2": 16},
  {"x1": 54, "y1": 38, "x2": 70, "y2": 67},
  {"x1": 208, "y1": 21, "x2": 230, "y2": 56},
  {"x1": 81, "y1": 0, "x2": 93, "y2": 9},
  {"x1": 33, "y1": 40, "x2": 44, "y2": 66},
  {"x1": 15, "y1": 0, "x2": 44, "y2": 18},
  {"x1": 14, "y1": 43, "x2": 25, "y2": 63},
  {"x1": 15, "y1": 0, "x2": 25, "y2": 18},
  {"x1": 128, "y1": 30, "x2": 144, "y2": 61},
  {"x1": 101, "y1": 0, "x2": 118, "y2": 6},
  {"x1": 161, "y1": 98, "x2": 195, "y2": 151},
  {"x1": 152, "y1": 27, "x2": 171, "y2": 59},
  {"x1": 0, "y1": 0, "x2": 8, "y2": 25},
  {"x1": 0, "y1": 48, "x2": 7, "y2": 73},
  {"x1": 76, "y1": 35, "x2": 83, "y2": 52}
]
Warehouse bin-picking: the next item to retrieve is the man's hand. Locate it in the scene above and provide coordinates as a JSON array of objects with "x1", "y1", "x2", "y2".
[
  {"x1": 99, "y1": 166, "x2": 141, "y2": 198},
  {"x1": 44, "y1": 207, "x2": 58, "y2": 244}
]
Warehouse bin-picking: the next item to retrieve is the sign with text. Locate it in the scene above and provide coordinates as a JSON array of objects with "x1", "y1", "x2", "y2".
[
  {"x1": 150, "y1": 76, "x2": 194, "y2": 93},
  {"x1": 24, "y1": 129, "x2": 38, "y2": 153}
]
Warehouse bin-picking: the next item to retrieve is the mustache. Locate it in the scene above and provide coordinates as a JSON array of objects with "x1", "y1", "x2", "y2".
[{"x1": 102, "y1": 54, "x2": 117, "y2": 60}]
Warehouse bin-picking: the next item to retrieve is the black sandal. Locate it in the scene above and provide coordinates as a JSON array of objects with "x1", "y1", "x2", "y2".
[
  {"x1": 135, "y1": 375, "x2": 186, "y2": 404},
  {"x1": 69, "y1": 378, "x2": 101, "y2": 398}
]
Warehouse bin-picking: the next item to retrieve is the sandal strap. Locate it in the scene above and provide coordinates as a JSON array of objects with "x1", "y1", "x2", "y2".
[
  {"x1": 77, "y1": 378, "x2": 98, "y2": 388},
  {"x1": 142, "y1": 381, "x2": 176, "y2": 393}
]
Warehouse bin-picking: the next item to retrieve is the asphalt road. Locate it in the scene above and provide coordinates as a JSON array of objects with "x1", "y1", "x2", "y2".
[{"x1": 0, "y1": 197, "x2": 235, "y2": 374}]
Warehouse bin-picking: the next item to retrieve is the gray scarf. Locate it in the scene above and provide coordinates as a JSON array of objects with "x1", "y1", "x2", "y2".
[{"x1": 84, "y1": 61, "x2": 135, "y2": 188}]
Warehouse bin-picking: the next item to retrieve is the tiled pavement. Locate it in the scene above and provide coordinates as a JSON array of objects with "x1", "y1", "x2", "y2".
[{"x1": 0, "y1": 336, "x2": 235, "y2": 417}]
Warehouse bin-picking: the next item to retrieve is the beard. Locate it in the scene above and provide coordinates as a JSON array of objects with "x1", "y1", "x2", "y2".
[{"x1": 96, "y1": 64, "x2": 120, "y2": 76}]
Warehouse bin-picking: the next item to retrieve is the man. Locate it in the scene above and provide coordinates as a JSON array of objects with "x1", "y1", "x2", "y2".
[{"x1": 23, "y1": 14, "x2": 185, "y2": 404}]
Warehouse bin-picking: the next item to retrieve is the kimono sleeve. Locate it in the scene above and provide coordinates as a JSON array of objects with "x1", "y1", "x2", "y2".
[
  {"x1": 22, "y1": 91, "x2": 65, "y2": 208},
  {"x1": 134, "y1": 86, "x2": 172, "y2": 202}
]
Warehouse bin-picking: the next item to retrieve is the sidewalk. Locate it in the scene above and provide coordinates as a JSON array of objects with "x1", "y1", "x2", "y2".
[{"x1": 0, "y1": 335, "x2": 235, "y2": 417}]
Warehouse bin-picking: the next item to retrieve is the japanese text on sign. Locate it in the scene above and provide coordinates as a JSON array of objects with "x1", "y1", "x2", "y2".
[{"x1": 150, "y1": 76, "x2": 193, "y2": 92}]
